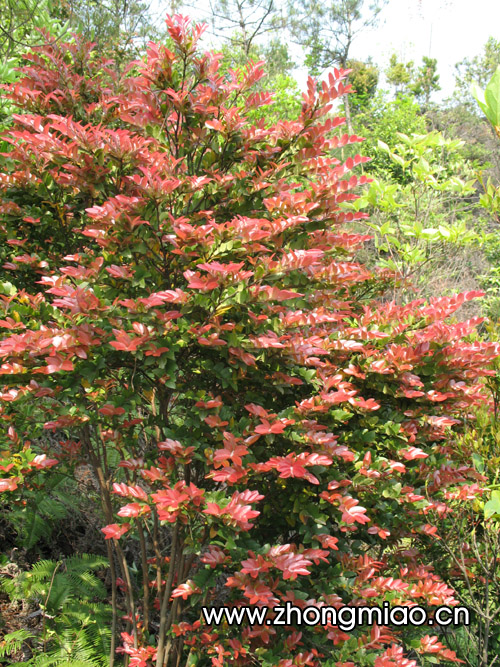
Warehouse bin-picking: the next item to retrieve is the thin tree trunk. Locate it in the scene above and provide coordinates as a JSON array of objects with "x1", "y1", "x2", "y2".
[{"x1": 344, "y1": 85, "x2": 353, "y2": 134}]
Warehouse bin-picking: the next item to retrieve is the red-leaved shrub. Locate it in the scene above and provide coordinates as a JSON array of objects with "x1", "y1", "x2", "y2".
[{"x1": 0, "y1": 15, "x2": 497, "y2": 667}]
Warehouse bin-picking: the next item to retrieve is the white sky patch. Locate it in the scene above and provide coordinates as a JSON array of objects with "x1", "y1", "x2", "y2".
[
  {"x1": 151, "y1": 0, "x2": 500, "y2": 99},
  {"x1": 352, "y1": 0, "x2": 500, "y2": 98}
]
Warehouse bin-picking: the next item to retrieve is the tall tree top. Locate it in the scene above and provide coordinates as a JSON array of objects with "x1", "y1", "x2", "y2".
[{"x1": 288, "y1": 0, "x2": 388, "y2": 73}]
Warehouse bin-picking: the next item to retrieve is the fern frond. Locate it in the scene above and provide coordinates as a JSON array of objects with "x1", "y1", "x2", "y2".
[
  {"x1": 21, "y1": 511, "x2": 49, "y2": 550},
  {"x1": 63, "y1": 554, "x2": 108, "y2": 574},
  {"x1": 67, "y1": 571, "x2": 106, "y2": 600},
  {"x1": 0, "y1": 629, "x2": 33, "y2": 658},
  {"x1": 27, "y1": 628, "x2": 102, "y2": 666},
  {"x1": 1, "y1": 555, "x2": 111, "y2": 667},
  {"x1": 45, "y1": 573, "x2": 74, "y2": 612},
  {"x1": 28, "y1": 655, "x2": 100, "y2": 667},
  {"x1": 27, "y1": 559, "x2": 62, "y2": 582}
]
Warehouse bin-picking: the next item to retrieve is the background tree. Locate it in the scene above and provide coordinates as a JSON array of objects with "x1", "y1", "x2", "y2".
[
  {"x1": 385, "y1": 52, "x2": 414, "y2": 98},
  {"x1": 204, "y1": 0, "x2": 285, "y2": 56},
  {"x1": 349, "y1": 90, "x2": 426, "y2": 169},
  {"x1": 0, "y1": 0, "x2": 67, "y2": 64},
  {"x1": 288, "y1": 0, "x2": 387, "y2": 71},
  {"x1": 350, "y1": 130, "x2": 480, "y2": 304},
  {"x1": 288, "y1": 0, "x2": 388, "y2": 131},
  {"x1": 346, "y1": 57, "x2": 379, "y2": 111},
  {"x1": 409, "y1": 55, "x2": 441, "y2": 108},
  {"x1": 64, "y1": 0, "x2": 162, "y2": 61},
  {"x1": 198, "y1": 0, "x2": 299, "y2": 122},
  {"x1": 425, "y1": 44, "x2": 500, "y2": 179},
  {"x1": 455, "y1": 36, "x2": 500, "y2": 108}
]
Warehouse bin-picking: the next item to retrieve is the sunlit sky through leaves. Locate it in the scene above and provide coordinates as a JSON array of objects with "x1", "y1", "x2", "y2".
[
  {"x1": 354, "y1": 0, "x2": 500, "y2": 99},
  {"x1": 154, "y1": 0, "x2": 500, "y2": 100}
]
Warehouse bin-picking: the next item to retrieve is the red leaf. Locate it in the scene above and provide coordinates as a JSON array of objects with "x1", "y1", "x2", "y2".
[
  {"x1": 171, "y1": 580, "x2": 201, "y2": 600},
  {"x1": 117, "y1": 503, "x2": 150, "y2": 518},
  {"x1": 99, "y1": 404, "x2": 126, "y2": 416},
  {"x1": 339, "y1": 497, "x2": 370, "y2": 525},
  {"x1": 101, "y1": 523, "x2": 130, "y2": 539},
  {"x1": 0, "y1": 478, "x2": 18, "y2": 492}
]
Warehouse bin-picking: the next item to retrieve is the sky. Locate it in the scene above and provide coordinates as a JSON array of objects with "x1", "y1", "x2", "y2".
[
  {"x1": 163, "y1": 0, "x2": 500, "y2": 100},
  {"x1": 339, "y1": 0, "x2": 500, "y2": 99}
]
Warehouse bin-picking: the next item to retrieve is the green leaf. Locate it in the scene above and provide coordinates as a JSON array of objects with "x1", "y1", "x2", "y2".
[
  {"x1": 484, "y1": 490, "x2": 500, "y2": 519},
  {"x1": 0, "y1": 281, "x2": 17, "y2": 296},
  {"x1": 472, "y1": 453, "x2": 485, "y2": 474},
  {"x1": 473, "y1": 67, "x2": 500, "y2": 129},
  {"x1": 484, "y1": 66, "x2": 500, "y2": 126},
  {"x1": 390, "y1": 153, "x2": 406, "y2": 168}
]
